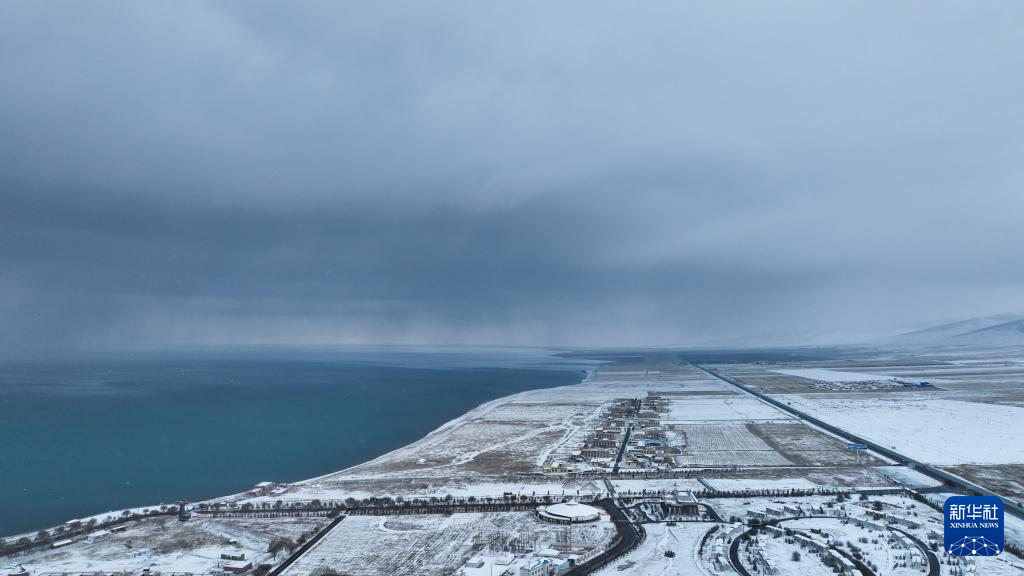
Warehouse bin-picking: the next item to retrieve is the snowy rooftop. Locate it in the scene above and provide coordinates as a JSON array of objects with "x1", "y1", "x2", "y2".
[{"x1": 540, "y1": 500, "x2": 602, "y2": 522}]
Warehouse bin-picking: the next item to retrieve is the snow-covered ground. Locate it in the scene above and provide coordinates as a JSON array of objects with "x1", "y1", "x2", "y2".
[
  {"x1": 611, "y1": 478, "x2": 706, "y2": 495},
  {"x1": 9, "y1": 356, "x2": 1024, "y2": 575},
  {"x1": 703, "y1": 478, "x2": 819, "y2": 492},
  {"x1": 873, "y1": 466, "x2": 944, "y2": 490},
  {"x1": 663, "y1": 396, "x2": 792, "y2": 423},
  {"x1": 281, "y1": 512, "x2": 616, "y2": 576},
  {"x1": 752, "y1": 533, "x2": 845, "y2": 576},
  {"x1": 592, "y1": 522, "x2": 712, "y2": 576},
  {"x1": 771, "y1": 368, "x2": 896, "y2": 383},
  {"x1": 780, "y1": 517, "x2": 926, "y2": 576},
  {"x1": 777, "y1": 394, "x2": 1024, "y2": 465},
  {"x1": 12, "y1": 517, "x2": 325, "y2": 574}
]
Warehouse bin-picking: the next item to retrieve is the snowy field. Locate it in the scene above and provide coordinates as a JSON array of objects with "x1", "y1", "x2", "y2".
[
  {"x1": 666, "y1": 422, "x2": 795, "y2": 467},
  {"x1": 734, "y1": 352, "x2": 1024, "y2": 394},
  {"x1": 778, "y1": 395, "x2": 1024, "y2": 465},
  {"x1": 780, "y1": 517, "x2": 927, "y2": 576},
  {"x1": 771, "y1": 368, "x2": 895, "y2": 382},
  {"x1": 656, "y1": 378, "x2": 739, "y2": 393},
  {"x1": 680, "y1": 423, "x2": 777, "y2": 451},
  {"x1": 704, "y1": 495, "x2": 839, "y2": 523},
  {"x1": 280, "y1": 478, "x2": 611, "y2": 505},
  {"x1": 611, "y1": 478, "x2": 706, "y2": 495},
  {"x1": 282, "y1": 512, "x2": 616, "y2": 576},
  {"x1": 703, "y1": 477, "x2": 818, "y2": 492},
  {"x1": 592, "y1": 522, "x2": 712, "y2": 576},
  {"x1": 754, "y1": 533, "x2": 846, "y2": 576},
  {"x1": 873, "y1": 466, "x2": 944, "y2": 490},
  {"x1": 483, "y1": 401, "x2": 590, "y2": 423},
  {"x1": 14, "y1": 517, "x2": 325, "y2": 574},
  {"x1": 675, "y1": 449, "x2": 792, "y2": 467},
  {"x1": 663, "y1": 396, "x2": 792, "y2": 423}
]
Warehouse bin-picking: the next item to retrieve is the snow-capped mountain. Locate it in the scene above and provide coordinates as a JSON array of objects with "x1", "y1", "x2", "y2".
[{"x1": 888, "y1": 313, "x2": 1024, "y2": 348}]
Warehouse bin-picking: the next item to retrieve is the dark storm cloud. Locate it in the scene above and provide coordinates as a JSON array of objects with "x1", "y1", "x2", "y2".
[{"x1": 2, "y1": 1, "x2": 1023, "y2": 352}]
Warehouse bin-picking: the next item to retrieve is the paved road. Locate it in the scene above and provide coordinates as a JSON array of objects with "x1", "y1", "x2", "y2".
[
  {"x1": 611, "y1": 398, "x2": 642, "y2": 473},
  {"x1": 565, "y1": 499, "x2": 644, "y2": 575},
  {"x1": 269, "y1": 514, "x2": 346, "y2": 576},
  {"x1": 611, "y1": 424, "x2": 633, "y2": 473},
  {"x1": 695, "y1": 364, "x2": 1024, "y2": 521},
  {"x1": 891, "y1": 527, "x2": 941, "y2": 576},
  {"x1": 696, "y1": 478, "x2": 716, "y2": 491},
  {"x1": 603, "y1": 478, "x2": 617, "y2": 497},
  {"x1": 728, "y1": 522, "x2": 876, "y2": 576}
]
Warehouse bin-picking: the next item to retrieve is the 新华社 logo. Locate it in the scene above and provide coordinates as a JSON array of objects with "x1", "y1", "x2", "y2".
[{"x1": 944, "y1": 496, "x2": 1004, "y2": 557}]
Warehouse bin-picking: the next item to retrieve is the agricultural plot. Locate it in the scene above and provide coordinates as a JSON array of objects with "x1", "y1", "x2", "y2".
[
  {"x1": 674, "y1": 449, "x2": 792, "y2": 467},
  {"x1": 772, "y1": 368, "x2": 895, "y2": 382},
  {"x1": 702, "y1": 477, "x2": 818, "y2": 491},
  {"x1": 679, "y1": 423, "x2": 777, "y2": 451},
  {"x1": 724, "y1": 351, "x2": 1024, "y2": 396},
  {"x1": 654, "y1": 379, "x2": 736, "y2": 393},
  {"x1": 747, "y1": 422, "x2": 886, "y2": 467},
  {"x1": 714, "y1": 352, "x2": 1024, "y2": 478},
  {"x1": 711, "y1": 364, "x2": 939, "y2": 395},
  {"x1": 773, "y1": 394, "x2": 1024, "y2": 466},
  {"x1": 883, "y1": 364, "x2": 1024, "y2": 380},
  {"x1": 668, "y1": 423, "x2": 793, "y2": 467},
  {"x1": 703, "y1": 364, "x2": 826, "y2": 394},
  {"x1": 943, "y1": 464, "x2": 1024, "y2": 501},
  {"x1": 283, "y1": 515, "x2": 480, "y2": 576},
  {"x1": 663, "y1": 395, "x2": 792, "y2": 422},
  {"x1": 283, "y1": 512, "x2": 616, "y2": 576}
]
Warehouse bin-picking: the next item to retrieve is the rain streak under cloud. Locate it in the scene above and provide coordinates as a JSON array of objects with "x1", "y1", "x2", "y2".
[{"x1": 1, "y1": 2, "x2": 1023, "y2": 353}]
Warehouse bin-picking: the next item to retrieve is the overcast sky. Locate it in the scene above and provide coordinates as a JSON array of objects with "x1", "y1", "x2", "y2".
[{"x1": 1, "y1": 2, "x2": 1023, "y2": 353}]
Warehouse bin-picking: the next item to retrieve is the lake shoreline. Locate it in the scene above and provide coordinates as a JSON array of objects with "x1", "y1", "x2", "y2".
[{"x1": 1, "y1": 349, "x2": 593, "y2": 538}]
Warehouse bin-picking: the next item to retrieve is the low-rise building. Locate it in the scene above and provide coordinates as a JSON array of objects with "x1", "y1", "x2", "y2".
[
  {"x1": 223, "y1": 560, "x2": 253, "y2": 574},
  {"x1": 519, "y1": 558, "x2": 556, "y2": 576}
]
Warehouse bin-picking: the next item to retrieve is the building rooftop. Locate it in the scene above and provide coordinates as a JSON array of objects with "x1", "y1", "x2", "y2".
[{"x1": 539, "y1": 500, "x2": 602, "y2": 523}]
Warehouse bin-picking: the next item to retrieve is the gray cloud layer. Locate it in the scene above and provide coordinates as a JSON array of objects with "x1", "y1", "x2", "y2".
[{"x1": 2, "y1": 2, "x2": 1023, "y2": 352}]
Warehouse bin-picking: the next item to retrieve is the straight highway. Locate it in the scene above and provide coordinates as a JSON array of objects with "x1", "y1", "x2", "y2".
[{"x1": 694, "y1": 364, "x2": 1024, "y2": 521}]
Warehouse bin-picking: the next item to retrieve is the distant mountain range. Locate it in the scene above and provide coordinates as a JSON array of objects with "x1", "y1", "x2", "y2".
[{"x1": 889, "y1": 313, "x2": 1024, "y2": 348}]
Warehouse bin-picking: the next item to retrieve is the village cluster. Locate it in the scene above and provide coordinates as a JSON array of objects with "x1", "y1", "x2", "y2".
[{"x1": 543, "y1": 393, "x2": 676, "y2": 474}]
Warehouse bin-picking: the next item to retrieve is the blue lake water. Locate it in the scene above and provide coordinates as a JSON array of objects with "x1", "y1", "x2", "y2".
[{"x1": 0, "y1": 348, "x2": 589, "y2": 537}]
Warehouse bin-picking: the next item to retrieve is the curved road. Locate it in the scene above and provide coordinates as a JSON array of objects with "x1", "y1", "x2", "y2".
[
  {"x1": 891, "y1": 527, "x2": 940, "y2": 576},
  {"x1": 565, "y1": 499, "x2": 645, "y2": 575},
  {"x1": 728, "y1": 523, "x2": 875, "y2": 576}
]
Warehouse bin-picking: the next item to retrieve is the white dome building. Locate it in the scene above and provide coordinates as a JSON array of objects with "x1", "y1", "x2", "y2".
[{"x1": 537, "y1": 500, "x2": 603, "y2": 524}]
